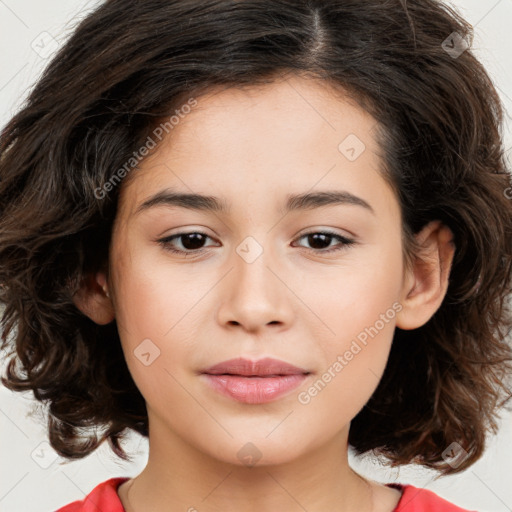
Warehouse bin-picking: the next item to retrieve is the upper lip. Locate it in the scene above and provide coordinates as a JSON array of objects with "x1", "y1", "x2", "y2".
[{"x1": 202, "y1": 357, "x2": 310, "y2": 377}]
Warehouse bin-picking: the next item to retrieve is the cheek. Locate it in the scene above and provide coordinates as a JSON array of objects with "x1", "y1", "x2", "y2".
[
  {"x1": 296, "y1": 311, "x2": 397, "y2": 441},
  {"x1": 298, "y1": 244, "x2": 403, "y2": 410},
  {"x1": 112, "y1": 234, "x2": 205, "y2": 341},
  {"x1": 110, "y1": 244, "x2": 197, "y2": 395},
  {"x1": 306, "y1": 243, "x2": 403, "y2": 348}
]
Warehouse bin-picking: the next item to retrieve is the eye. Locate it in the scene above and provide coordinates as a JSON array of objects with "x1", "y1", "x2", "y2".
[
  {"x1": 158, "y1": 231, "x2": 217, "y2": 255},
  {"x1": 157, "y1": 229, "x2": 356, "y2": 256},
  {"x1": 292, "y1": 230, "x2": 356, "y2": 254}
]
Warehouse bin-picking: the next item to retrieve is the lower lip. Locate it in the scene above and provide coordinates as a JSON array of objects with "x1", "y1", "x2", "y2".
[{"x1": 201, "y1": 373, "x2": 309, "y2": 404}]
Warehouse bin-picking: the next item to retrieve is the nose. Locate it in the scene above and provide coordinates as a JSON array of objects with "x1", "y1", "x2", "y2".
[{"x1": 215, "y1": 236, "x2": 294, "y2": 333}]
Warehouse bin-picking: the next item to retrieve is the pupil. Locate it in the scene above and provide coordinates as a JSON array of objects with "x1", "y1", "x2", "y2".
[
  {"x1": 308, "y1": 233, "x2": 331, "y2": 249},
  {"x1": 182, "y1": 233, "x2": 205, "y2": 250}
]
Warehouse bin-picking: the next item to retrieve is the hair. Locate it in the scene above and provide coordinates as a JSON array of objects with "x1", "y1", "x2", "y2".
[{"x1": 1, "y1": 0, "x2": 511, "y2": 476}]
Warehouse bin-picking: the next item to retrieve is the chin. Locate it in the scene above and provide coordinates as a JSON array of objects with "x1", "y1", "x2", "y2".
[{"x1": 204, "y1": 433, "x2": 305, "y2": 469}]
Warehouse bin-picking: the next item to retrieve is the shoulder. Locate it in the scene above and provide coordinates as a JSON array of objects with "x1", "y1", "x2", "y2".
[
  {"x1": 55, "y1": 477, "x2": 129, "y2": 512},
  {"x1": 388, "y1": 483, "x2": 478, "y2": 512}
]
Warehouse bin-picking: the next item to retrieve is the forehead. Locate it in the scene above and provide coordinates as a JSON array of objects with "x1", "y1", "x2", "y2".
[{"x1": 117, "y1": 76, "x2": 388, "y2": 218}]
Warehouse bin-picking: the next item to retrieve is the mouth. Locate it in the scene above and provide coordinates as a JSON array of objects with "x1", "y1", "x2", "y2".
[
  {"x1": 200, "y1": 357, "x2": 311, "y2": 404},
  {"x1": 202, "y1": 356, "x2": 310, "y2": 377}
]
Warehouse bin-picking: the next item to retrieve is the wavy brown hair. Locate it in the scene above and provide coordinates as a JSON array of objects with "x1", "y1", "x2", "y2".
[{"x1": 1, "y1": 0, "x2": 511, "y2": 475}]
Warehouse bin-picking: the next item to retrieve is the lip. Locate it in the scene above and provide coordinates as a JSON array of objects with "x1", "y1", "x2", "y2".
[
  {"x1": 202, "y1": 357, "x2": 309, "y2": 377},
  {"x1": 200, "y1": 357, "x2": 311, "y2": 404}
]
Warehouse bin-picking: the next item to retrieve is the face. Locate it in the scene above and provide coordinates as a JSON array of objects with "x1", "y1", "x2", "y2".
[{"x1": 107, "y1": 76, "x2": 410, "y2": 466}]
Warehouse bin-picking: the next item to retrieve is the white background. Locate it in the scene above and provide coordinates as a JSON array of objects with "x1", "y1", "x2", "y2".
[{"x1": 0, "y1": 1, "x2": 511, "y2": 511}]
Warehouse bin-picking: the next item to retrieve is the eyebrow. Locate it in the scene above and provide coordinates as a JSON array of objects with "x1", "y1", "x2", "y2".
[{"x1": 134, "y1": 188, "x2": 374, "y2": 216}]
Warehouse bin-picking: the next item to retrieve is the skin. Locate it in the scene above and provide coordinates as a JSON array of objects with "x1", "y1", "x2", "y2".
[{"x1": 74, "y1": 75, "x2": 455, "y2": 512}]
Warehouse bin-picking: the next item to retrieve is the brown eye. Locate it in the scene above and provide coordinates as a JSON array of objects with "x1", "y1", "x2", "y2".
[
  {"x1": 158, "y1": 231, "x2": 216, "y2": 255},
  {"x1": 293, "y1": 231, "x2": 355, "y2": 254}
]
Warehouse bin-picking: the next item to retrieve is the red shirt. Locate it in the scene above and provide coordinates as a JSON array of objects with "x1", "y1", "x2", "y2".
[{"x1": 56, "y1": 477, "x2": 477, "y2": 511}]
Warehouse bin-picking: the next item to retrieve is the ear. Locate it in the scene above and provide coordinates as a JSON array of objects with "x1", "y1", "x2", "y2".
[
  {"x1": 395, "y1": 220, "x2": 455, "y2": 330},
  {"x1": 72, "y1": 270, "x2": 115, "y2": 325}
]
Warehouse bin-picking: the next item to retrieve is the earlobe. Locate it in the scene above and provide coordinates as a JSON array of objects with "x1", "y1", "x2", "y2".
[
  {"x1": 395, "y1": 220, "x2": 455, "y2": 330},
  {"x1": 72, "y1": 270, "x2": 115, "y2": 325}
]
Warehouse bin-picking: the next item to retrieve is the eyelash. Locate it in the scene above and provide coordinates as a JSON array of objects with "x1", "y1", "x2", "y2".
[{"x1": 157, "y1": 230, "x2": 356, "y2": 256}]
